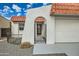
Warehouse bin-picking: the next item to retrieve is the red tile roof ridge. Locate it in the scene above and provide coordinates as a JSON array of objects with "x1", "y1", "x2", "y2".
[{"x1": 11, "y1": 16, "x2": 26, "y2": 22}]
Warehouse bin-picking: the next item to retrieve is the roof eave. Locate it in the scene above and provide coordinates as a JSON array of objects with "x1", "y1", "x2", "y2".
[{"x1": 50, "y1": 13, "x2": 79, "y2": 17}]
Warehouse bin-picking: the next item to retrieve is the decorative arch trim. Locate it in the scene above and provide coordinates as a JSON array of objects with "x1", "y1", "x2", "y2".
[{"x1": 35, "y1": 16, "x2": 46, "y2": 23}]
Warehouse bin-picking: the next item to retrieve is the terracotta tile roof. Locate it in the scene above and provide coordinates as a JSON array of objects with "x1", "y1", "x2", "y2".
[
  {"x1": 51, "y1": 3, "x2": 79, "y2": 15},
  {"x1": 35, "y1": 19, "x2": 45, "y2": 23},
  {"x1": 11, "y1": 16, "x2": 26, "y2": 22},
  {"x1": 35, "y1": 17, "x2": 45, "y2": 23}
]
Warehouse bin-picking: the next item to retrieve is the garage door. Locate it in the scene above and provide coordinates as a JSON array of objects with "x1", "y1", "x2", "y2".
[{"x1": 56, "y1": 16, "x2": 79, "y2": 42}]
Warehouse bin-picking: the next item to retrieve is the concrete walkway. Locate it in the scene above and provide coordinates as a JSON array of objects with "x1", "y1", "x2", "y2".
[
  {"x1": 33, "y1": 43, "x2": 79, "y2": 56},
  {"x1": 35, "y1": 35, "x2": 45, "y2": 44}
]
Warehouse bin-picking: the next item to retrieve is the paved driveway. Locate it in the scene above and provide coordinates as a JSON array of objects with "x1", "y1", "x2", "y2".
[
  {"x1": 1, "y1": 38, "x2": 79, "y2": 56},
  {"x1": 33, "y1": 43, "x2": 79, "y2": 56},
  {"x1": 0, "y1": 39, "x2": 33, "y2": 56}
]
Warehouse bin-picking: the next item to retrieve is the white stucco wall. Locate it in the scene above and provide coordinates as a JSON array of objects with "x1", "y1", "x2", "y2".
[
  {"x1": 22, "y1": 5, "x2": 55, "y2": 44},
  {"x1": 11, "y1": 22, "x2": 23, "y2": 37}
]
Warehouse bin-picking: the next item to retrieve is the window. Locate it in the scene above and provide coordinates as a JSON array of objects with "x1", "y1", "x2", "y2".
[{"x1": 19, "y1": 22, "x2": 24, "y2": 30}]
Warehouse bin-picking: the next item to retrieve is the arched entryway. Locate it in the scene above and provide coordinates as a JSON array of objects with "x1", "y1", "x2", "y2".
[{"x1": 34, "y1": 16, "x2": 47, "y2": 44}]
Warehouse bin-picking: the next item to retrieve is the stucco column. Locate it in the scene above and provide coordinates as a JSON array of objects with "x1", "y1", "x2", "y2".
[
  {"x1": 34, "y1": 23, "x2": 37, "y2": 43},
  {"x1": 47, "y1": 16, "x2": 55, "y2": 44}
]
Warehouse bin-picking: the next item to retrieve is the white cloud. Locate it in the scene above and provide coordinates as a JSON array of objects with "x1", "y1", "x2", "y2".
[
  {"x1": 27, "y1": 4, "x2": 31, "y2": 8},
  {"x1": 0, "y1": 9, "x2": 2, "y2": 12},
  {"x1": 12, "y1": 4, "x2": 21, "y2": 12},
  {"x1": 43, "y1": 3, "x2": 47, "y2": 6},
  {"x1": 0, "y1": 12, "x2": 2, "y2": 15},
  {"x1": 2, "y1": 12, "x2": 8, "y2": 15},
  {"x1": 23, "y1": 8, "x2": 27, "y2": 12},
  {"x1": 24, "y1": 10, "x2": 27, "y2": 12},
  {"x1": 5, "y1": 17, "x2": 11, "y2": 20},
  {"x1": 3, "y1": 6, "x2": 10, "y2": 12},
  {"x1": 10, "y1": 10, "x2": 14, "y2": 13},
  {"x1": 17, "y1": 13, "x2": 21, "y2": 16}
]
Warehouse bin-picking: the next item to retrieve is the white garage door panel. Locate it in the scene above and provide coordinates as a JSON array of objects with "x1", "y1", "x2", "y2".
[{"x1": 56, "y1": 17, "x2": 79, "y2": 42}]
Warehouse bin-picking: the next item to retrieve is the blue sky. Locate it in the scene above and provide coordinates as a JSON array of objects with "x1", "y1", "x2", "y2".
[{"x1": 0, "y1": 3, "x2": 51, "y2": 20}]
